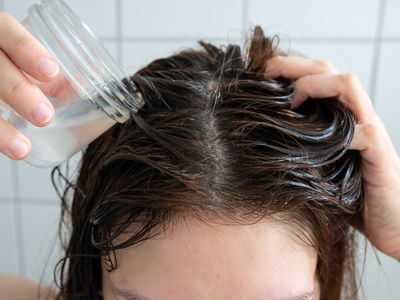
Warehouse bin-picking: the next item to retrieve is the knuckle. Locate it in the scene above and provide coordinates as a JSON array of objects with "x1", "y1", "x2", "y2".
[
  {"x1": 338, "y1": 73, "x2": 360, "y2": 88},
  {"x1": 267, "y1": 55, "x2": 285, "y2": 70},
  {"x1": 271, "y1": 55, "x2": 286, "y2": 64},
  {"x1": 266, "y1": 55, "x2": 287, "y2": 76},
  {"x1": 8, "y1": 79, "x2": 31, "y2": 106},
  {"x1": 14, "y1": 35, "x2": 35, "y2": 55},
  {"x1": 296, "y1": 75, "x2": 311, "y2": 90},
  {"x1": 0, "y1": 118, "x2": 30, "y2": 158},
  {"x1": 315, "y1": 59, "x2": 336, "y2": 73},
  {"x1": 0, "y1": 119, "x2": 12, "y2": 146},
  {"x1": 363, "y1": 123, "x2": 381, "y2": 141},
  {"x1": 0, "y1": 12, "x2": 12, "y2": 27}
]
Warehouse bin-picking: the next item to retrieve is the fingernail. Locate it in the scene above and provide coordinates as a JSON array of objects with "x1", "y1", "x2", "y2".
[
  {"x1": 38, "y1": 58, "x2": 59, "y2": 77},
  {"x1": 32, "y1": 102, "x2": 53, "y2": 124},
  {"x1": 9, "y1": 138, "x2": 30, "y2": 158}
]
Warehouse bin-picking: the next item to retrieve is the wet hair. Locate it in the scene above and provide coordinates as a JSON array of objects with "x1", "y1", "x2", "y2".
[{"x1": 53, "y1": 26, "x2": 363, "y2": 300}]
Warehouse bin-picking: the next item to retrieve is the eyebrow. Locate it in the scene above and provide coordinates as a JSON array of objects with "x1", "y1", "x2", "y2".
[
  {"x1": 282, "y1": 291, "x2": 315, "y2": 300},
  {"x1": 115, "y1": 288, "x2": 152, "y2": 300},
  {"x1": 115, "y1": 288, "x2": 314, "y2": 300}
]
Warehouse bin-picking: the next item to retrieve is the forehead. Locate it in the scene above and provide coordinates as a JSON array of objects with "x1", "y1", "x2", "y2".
[{"x1": 105, "y1": 218, "x2": 318, "y2": 300}]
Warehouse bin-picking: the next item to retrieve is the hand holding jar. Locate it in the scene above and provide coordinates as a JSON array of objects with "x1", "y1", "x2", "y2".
[
  {"x1": 0, "y1": 0, "x2": 144, "y2": 168},
  {"x1": 0, "y1": 11, "x2": 58, "y2": 161}
]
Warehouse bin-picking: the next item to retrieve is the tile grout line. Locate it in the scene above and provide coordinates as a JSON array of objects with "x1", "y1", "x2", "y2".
[
  {"x1": 116, "y1": 0, "x2": 123, "y2": 65},
  {"x1": 0, "y1": 198, "x2": 13, "y2": 203},
  {"x1": 19, "y1": 198, "x2": 60, "y2": 206},
  {"x1": 10, "y1": 162, "x2": 26, "y2": 276},
  {"x1": 368, "y1": 0, "x2": 386, "y2": 102}
]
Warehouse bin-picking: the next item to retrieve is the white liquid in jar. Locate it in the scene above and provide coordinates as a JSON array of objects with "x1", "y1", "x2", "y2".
[{"x1": 2, "y1": 96, "x2": 117, "y2": 167}]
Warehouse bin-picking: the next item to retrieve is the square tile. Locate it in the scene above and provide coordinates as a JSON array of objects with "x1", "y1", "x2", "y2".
[
  {"x1": 247, "y1": 0, "x2": 380, "y2": 38},
  {"x1": 122, "y1": 38, "x2": 241, "y2": 73},
  {"x1": 0, "y1": 203, "x2": 20, "y2": 275},
  {"x1": 382, "y1": 0, "x2": 400, "y2": 37},
  {"x1": 66, "y1": 0, "x2": 117, "y2": 38},
  {"x1": 15, "y1": 160, "x2": 59, "y2": 202},
  {"x1": 0, "y1": 156, "x2": 14, "y2": 200},
  {"x1": 4, "y1": 0, "x2": 116, "y2": 38},
  {"x1": 375, "y1": 44, "x2": 400, "y2": 153},
  {"x1": 278, "y1": 41, "x2": 374, "y2": 91},
  {"x1": 20, "y1": 203, "x2": 62, "y2": 284},
  {"x1": 122, "y1": 0, "x2": 242, "y2": 38},
  {"x1": 122, "y1": 41, "x2": 190, "y2": 73}
]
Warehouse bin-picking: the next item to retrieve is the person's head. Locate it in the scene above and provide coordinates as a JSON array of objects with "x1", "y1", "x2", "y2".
[{"x1": 54, "y1": 26, "x2": 363, "y2": 300}]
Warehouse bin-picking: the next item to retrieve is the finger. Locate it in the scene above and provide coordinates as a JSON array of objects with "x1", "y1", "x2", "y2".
[
  {"x1": 348, "y1": 123, "x2": 394, "y2": 165},
  {"x1": 0, "y1": 49, "x2": 54, "y2": 126},
  {"x1": 291, "y1": 73, "x2": 375, "y2": 124},
  {"x1": 265, "y1": 55, "x2": 339, "y2": 79},
  {"x1": 0, "y1": 117, "x2": 31, "y2": 160},
  {"x1": 349, "y1": 124, "x2": 374, "y2": 151},
  {"x1": 0, "y1": 12, "x2": 59, "y2": 82}
]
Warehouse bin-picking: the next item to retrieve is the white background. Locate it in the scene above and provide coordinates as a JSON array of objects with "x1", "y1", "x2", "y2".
[{"x1": 0, "y1": 0, "x2": 399, "y2": 299}]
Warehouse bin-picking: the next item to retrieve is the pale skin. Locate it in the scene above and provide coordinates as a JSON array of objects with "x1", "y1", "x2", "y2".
[
  {"x1": 101, "y1": 218, "x2": 320, "y2": 300},
  {"x1": 0, "y1": 12, "x2": 399, "y2": 300}
]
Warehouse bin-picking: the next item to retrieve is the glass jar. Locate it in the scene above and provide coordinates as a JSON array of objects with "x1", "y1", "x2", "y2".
[{"x1": 0, "y1": 0, "x2": 144, "y2": 168}]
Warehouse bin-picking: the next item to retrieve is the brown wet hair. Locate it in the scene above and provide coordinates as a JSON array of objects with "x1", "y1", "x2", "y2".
[{"x1": 53, "y1": 26, "x2": 363, "y2": 300}]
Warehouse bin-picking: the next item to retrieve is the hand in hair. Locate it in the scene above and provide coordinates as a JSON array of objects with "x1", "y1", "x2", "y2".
[{"x1": 265, "y1": 55, "x2": 400, "y2": 261}]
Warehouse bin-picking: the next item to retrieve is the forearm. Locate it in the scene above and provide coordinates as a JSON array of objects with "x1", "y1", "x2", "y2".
[{"x1": 0, "y1": 274, "x2": 56, "y2": 300}]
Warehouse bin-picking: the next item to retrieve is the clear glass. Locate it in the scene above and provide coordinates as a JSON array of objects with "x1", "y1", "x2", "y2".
[{"x1": 0, "y1": 0, "x2": 144, "y2": 168}]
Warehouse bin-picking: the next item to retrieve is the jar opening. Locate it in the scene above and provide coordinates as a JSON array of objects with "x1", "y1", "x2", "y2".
[{"x1": 28, "y1": 0, "x2": 145, "y2": 122}]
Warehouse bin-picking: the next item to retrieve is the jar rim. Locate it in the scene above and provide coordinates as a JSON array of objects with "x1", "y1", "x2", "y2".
[{"x1": 27, "y1": 0, "x2": 144, "y2": 122}]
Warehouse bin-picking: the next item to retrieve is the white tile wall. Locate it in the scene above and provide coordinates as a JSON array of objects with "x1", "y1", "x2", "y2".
[
  {"x1": 278, "y1": 42, "x2": 375, "y2": 90},
  {"x1": 4, "y1": 0, "x2": 117, "y2": 38},
  {"x1": 375, "y1": 44, "x2": 400, "y2": 151},
  {"x1": 247, "y1": 0, "x2": 380, "y2": 38},
  {"x1": 20, "y1": 203, "x2": 61, "y2": 284},
  {"x1": 121, "y1": 0, "x2": 243, "y2": 39},
  {"x1": 382, "y1": 0, "x2": 400, "y2": 37},
  {"x1": 359, "y1": 238, "x2": 400, "y2": 299},
  {"x1": 123, "y1": 41, "x2": 187, "y2": 72},
  {"x1": 67, "y1": 0, "x2": 117, "y2": 38},
  {"x1": 0, "y1": 203, "x2": 19, "y2": 275},
  {"x1": 0, "y1": 1, "x2": 399, "y2": 299},
  {"x1": 0, "y1": 157, "x2": 14, "y2": 200},
  {"x1": 15, "y1": 161, "x2": 58, "y2": 202},
  {"x1": 122, "y1": 38, "x2": 241, "y2": 73},
  {"x1": 3, "y1": 0, "x2": 37, "y2": 21}
]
